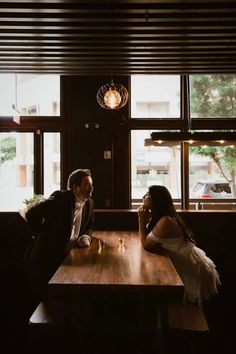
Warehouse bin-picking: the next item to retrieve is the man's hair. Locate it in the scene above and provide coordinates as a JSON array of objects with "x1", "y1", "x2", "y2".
[{"x1": 67, "y1": 169, "x2": 91, "y2": 190}]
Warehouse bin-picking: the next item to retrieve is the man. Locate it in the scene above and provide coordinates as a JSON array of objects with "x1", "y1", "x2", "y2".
[
  {"x1": 24, "y1": 169, "x2": 94, "y2": 313},
  {"x1": 66, "y1": 168, "x2": 94, "y2": 249}
]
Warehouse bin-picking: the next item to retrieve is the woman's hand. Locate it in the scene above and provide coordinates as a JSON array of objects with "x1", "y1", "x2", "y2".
[{"x1": 137, "y1": 204, "x2": 150, "y2": 222}]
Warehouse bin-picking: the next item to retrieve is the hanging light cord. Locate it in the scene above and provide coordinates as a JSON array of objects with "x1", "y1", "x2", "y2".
[
  {"x1": 15, "y1": 74, "x2": 18, "y2": 107},
  {"x1": 96, "y1": 2, "x2": 128, "y2": 110},
  {"x1": 110, "y1": 1, "x2": 114, "y2": 84},
  {"x1": 12, "y1": 74, "x2": 21, "y2": 114}
]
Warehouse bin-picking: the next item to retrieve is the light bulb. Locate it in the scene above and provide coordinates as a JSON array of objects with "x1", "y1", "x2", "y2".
[{"x1": 104, "y1": 87, "x2": 121, "y2": 109}]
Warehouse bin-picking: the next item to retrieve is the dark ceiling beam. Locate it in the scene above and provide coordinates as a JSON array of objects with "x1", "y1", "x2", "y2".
[{"x1": 0, "y1": 1, "x2": 235, "y2": 74}]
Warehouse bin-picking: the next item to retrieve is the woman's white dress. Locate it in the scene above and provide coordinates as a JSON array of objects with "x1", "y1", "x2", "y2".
[{"x1": 147, "y1": 230, "x2": 221, "y2": 305}]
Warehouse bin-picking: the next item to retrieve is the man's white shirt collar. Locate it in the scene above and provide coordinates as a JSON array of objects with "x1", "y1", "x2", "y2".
[{"x1": 75, "y1": 197, "x2": 87, "y2": 208}]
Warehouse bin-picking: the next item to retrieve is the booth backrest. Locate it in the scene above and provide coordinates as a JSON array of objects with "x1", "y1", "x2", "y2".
[{"x1": 1, "y1": 210, "x2": 235, "y2": 277}]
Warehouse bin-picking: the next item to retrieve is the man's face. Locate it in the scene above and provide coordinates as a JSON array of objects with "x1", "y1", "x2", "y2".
[{"x1": 74, "y1": 175, "x2": 93, "y2": 200}]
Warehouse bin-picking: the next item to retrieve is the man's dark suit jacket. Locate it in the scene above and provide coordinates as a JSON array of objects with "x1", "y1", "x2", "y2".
[{"x1": 24, "y1": 189, "x2": 94, "y2": 306}]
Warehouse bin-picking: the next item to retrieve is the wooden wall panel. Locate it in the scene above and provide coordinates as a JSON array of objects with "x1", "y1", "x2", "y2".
[{"x1": 61, "y1": 75, "x2": 130, "y2": 208}]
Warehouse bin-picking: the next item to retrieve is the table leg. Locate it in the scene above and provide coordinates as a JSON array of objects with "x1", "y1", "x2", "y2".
[{"x1": 158, "y1": 303, "x2": 169, "y2": 354}]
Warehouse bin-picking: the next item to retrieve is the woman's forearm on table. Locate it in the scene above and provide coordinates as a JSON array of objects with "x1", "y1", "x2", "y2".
[{"x1": 138, "y1": 218, "x2": 149, "y2": 248}]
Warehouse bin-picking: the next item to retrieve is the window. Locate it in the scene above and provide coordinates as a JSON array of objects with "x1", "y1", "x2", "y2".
[
  {"x1": 0, "y1": 74, "x2": 60, "y2": 117},
  {"x1": 190, "y1": 74, "x2": 236, "y2": 119},
  {"x1": 131, "y1": 75, "x2": 180, "y2": 118},
  {"x1": 0, "y1": 74, "x2": 61, "y2": 211},
  {"x1": 189, "y1": 142, "x2": 236, "y2": 210},
  {"x1": 130, "y1": 74, "x2": 236, "y2": 210},
  {"x1": 21, "y1": 104, "x2": 39, "y2": 116},
  {"x1": 189, "y1": 144, "x2": 236, "y2": 198},
  {"x1": 0, "y1": 132, "x2": 34, "y2": 211},
  {"x1": 43, "y1": 133, "x2": 61, "y2": 198},
  {"x1": 131, "y1": 130, "x2": 181, "y2": 207}
]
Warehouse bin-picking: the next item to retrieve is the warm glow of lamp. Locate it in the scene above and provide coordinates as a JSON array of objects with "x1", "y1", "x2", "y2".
[
  {"x1": 104, "y1": 86, "x2": 121, "y2": 109},
  {"x1": 97, "y1": 82, "x2": 128, "y2": 110}
]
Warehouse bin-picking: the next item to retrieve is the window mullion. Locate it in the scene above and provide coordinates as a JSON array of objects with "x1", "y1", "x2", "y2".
[
  {"x1": 34, "y1": 130, "x2": 43, "y2": 195},
  {"x1": 181, "y1": 141, "x2": 189, "y2": 210},
  {"x1": 181, "y1": 75, "x2": 190, "y2": 132}
]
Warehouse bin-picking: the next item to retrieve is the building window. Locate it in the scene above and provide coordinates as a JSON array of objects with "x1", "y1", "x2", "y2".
[{"x1": 21, "y1": 104, "x2": 39, "y2": 116}]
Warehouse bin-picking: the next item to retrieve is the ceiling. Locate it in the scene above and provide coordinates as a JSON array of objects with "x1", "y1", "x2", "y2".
[{"x1": 0, "y1": 0, "x2": 236, "y2": 75}]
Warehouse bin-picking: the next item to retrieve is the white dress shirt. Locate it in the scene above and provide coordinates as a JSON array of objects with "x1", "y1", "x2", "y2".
[
  {"x1": 70, "y1": 198, "x2": 85, "y2": 241},
  {"x1": 65, "y1": 198, "x2": 91, "y2": 252}
]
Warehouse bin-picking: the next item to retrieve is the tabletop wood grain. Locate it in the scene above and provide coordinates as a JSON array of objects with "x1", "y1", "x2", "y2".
[{"x1": 48, "y1": 231, "x2": 184, "y2": 299}]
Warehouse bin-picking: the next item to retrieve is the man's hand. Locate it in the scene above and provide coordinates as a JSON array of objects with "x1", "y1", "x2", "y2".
[{"x1": 77, "y1": 235, "x2": 91, "y2": 247}]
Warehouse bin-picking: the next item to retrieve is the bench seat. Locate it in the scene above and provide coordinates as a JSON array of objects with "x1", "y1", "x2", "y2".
[
  {"x1": 157, "y1": 303, "x2": 210, "y2": 354},
  {"x1": 29, "y1": 299, "x2": 65, "y2": 329},
  {"x1": 158, "y1": 303, "x2": 209, "y2": 332}
]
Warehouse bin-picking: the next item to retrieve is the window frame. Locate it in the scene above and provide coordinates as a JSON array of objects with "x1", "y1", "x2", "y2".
[
  {"x1": 129, "y1": 75, "x2": 236, "y2": 210},
  {"x1": 0, "y1": 75, "x2": 63, "y2": 198}
]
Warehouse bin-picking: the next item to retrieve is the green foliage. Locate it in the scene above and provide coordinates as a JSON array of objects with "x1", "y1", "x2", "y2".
[
  {"x1": 20, "y1": 194, "x2": 45, "y2": 221},
  {"x1": 0, "y1": 136, "x2": 16, "y2": 163},
  {"x1": 190, "y1": 146, "x2": 236, "y2": 183},
  {"x1": 190, "y1": 74, "x2": 236, "y2": 118},
  {"x1": 190, "y1": 75, "x2": 236, "y2": 196},
  {"x1": 23, "y1": 194, "x2": 45, "y2": 206}
]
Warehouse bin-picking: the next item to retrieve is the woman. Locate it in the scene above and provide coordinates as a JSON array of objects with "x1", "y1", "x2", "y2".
[{"x1": 137, "y1": 185, "x2": 221, "y2": 305}]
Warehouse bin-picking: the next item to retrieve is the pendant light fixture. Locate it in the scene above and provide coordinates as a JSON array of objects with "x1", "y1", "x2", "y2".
[
  {"x1": 97, "y1": 80, "x2": 128, "y2": 110},
  {"x1": 96, "y1": 4, "x2": 128, "y2": 110}
]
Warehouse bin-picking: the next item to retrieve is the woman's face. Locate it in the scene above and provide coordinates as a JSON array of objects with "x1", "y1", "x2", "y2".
[{"x1": 143, "y1": 192, "x2": 152, "y2": 210}]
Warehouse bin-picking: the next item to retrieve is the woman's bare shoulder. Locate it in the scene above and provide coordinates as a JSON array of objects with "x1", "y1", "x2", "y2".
[
  {"x1": 158, "y1": 215, "x2": 176, "y2": 225},
  {"x1": 154, "y1": 216, "x2": 179, "y2": 238}
]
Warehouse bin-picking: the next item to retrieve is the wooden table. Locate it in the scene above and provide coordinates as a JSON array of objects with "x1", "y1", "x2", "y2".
[{"x1": 48, "y1": 231, "x2": 184, "y2": 353}]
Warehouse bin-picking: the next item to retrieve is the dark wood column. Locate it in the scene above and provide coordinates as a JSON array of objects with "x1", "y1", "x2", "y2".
[{"x1": 61, "y1": 75, "x2": 130, "y2": 209}]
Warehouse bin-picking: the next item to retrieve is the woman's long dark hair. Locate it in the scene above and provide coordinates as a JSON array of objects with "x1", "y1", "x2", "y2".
[{"x1": 146, "y1": 185, "x2": 195, "y2": 243}]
